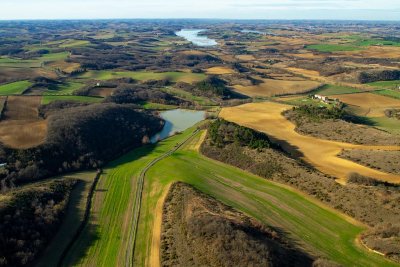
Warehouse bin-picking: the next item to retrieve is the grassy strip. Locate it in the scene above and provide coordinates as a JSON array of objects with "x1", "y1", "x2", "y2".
[
  {"x1": 41, "y1": 95, "x2": 103, "y2": 104},
  {"x1": 314, "y1": 84, "x2": 361, "y2": 95},
  {"x1": 368, "y1": 80, "x2": 400, "y2": 90},
  {"x1": 373, "y1": 89, "x2": 400, "y2": 100},
  {"x1": 306, "y1": 44, "x2": 361, "y2": 52},
  {"x1": 0, "y1": 80, "x2": 32, "y2": 95},
  {"x1": 62, "y1": 130, "x2": 196, "y2": 267}
]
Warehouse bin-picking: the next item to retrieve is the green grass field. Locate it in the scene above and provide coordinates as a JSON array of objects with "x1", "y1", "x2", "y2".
[
  {"x1": 356, "y1": 39, "x2": 400, "y2": 47},
  {"x1": 0, "y1": 80, "x2": 32, "y2": 95},
  {"x1": 373, "y1": 89, "x2": 400, "y2": 100},
  {"x1": 62, "y1": 129, "x2": 197, "y2": 267},
  {"x1": 306, "y1": 44, "x2": 361, "y2": 52},
  {"x1": 61, "y1": 127, "x2": 397, "y2": 267},
  {"x1": 314, "y1": 84, "x2": 361, "y2": 95},
  {"x1": 0, "y1": 52, "x2": 69, "y2": 68},
  {"x1": 161, "y1": 87, "x2": 216, "y2": 106},
  {"x1": 79, "y1": 70, "x2": 206, "y2": 83},
  {"x1": 368, "y1": 116, "x2": 400, "y2": 134},
  {"x1": 42, "y1": 95, "x2": 103, "y2": 104},
  {"x1": 43, "y1": 82, "x2": 85, "y2": 96},
  {"x1": 368, "y1": 80, "x2": 400, "y2": 90}
]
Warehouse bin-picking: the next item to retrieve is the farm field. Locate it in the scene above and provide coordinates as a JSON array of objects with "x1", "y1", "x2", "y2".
[
  {"x1": 373, "y1": 89, "x2": 400, "y2": 100},
  {"x1": 42, "y1": 82, "x2": 85, "y2": 96},
  {"x1": 331, "y1": 92, "x2": 400, "y2": 117},
  {"x1": 220, "y1": 101, "x2": 400, "y2": 184},
  {"x1": 57, "y1": 127, "x2": 399, "y2": 267},
  {"x1": 306, "y1": 44, "x2": 361, "y2": 52},
  {"x1": 0, "y1": 96, "x2": 47, "y2": 148},
  {"x1": 233, "y1": 78, "x2": 321, "y2": 97},
  {"x1": 136, "y1": 130, "x2": 397, "y2": 267},
  {"x1": 205, "y1": 66, "x2": 236, "y2": 75},
  {"x1": 0, "y1": 80, "x2": 32, "y2": 95},
  {"x1": 78, "y1": 71, "x2": 206, "y2": 83},
  {"x1": 41, "y1": 95, "x2": 103, "y2": 104},
  {"x1": 61, "y1": 129, "x2": 197, "y2": 267},
  {"x1": 0, "y1": 52, "x2": 69, "y2": 69},
  {"x1": 314, "y1": 84, "x2": 361, "y2": 95},
  {"x1": 368, "y1": 80, "x2": 400, "y2": 90}
]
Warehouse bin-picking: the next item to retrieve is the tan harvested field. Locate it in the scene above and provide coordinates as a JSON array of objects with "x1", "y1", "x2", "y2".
[
  {"x1": 47, "y1": 60, "x2": 81, "y2": 74},
  {"x1": 179, "y1": 50, "x2": 209, "y2": 56},
  {"x1": 340, "y1": 46, "x2": 400, "y2": 59},
  {"x1": 220, "y1": 101, "x2": 400, "y2": 184},
  {"x1": 149, "y1": 183, "x2": 171, "y2": 267},
  {"x1": 285, "y1": 52, "x2": 324, "y2": 59},
  {"x1": 0, "y1": 96, "x2": 47, "y2": 148},
  {"x1": 205, "y1": 66, "x2": 236, "y2": 75},
  {"x1": 233, "y1": 78, "x2": 321, "y2": 97},
  {"x1": 332, "y1": 93, "x2": 400, "y2": 117},
  {"x1": 235, "y1": 54, "x2": 256, "y2": 61}
]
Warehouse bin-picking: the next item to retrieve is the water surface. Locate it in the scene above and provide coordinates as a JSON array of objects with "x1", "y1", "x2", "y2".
[
  {"x1": 175, "y1": 29, "x2": 217, "y2": 46},
  {"x1": 151, "y1": 109, "x2": 205, "y2": 143}
]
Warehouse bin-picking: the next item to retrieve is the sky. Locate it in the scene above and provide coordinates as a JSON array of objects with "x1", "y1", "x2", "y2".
[{"x1": 1, "y1": 0, "x2": 400, "y2": 20}]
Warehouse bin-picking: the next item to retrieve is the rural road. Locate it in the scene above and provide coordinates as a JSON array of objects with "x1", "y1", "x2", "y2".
[
  {"x1": 127, "y1": 129, "x2": 200, "y2": 267},
  {"x1": 220, "y1": 101, "x2": 400, "y2": 184}
]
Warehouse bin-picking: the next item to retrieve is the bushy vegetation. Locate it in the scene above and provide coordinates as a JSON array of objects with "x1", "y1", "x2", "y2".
[
  {"x1": 161, "y1": 182, "x2": 313, "y2": 267},
  {"x1": 358, "y1": 70, "x2": 400, "y2": 84},
  {"x1": 289, "y1": 105, "x2": 345, "y2": 121},
  {"x1": 0, "y1": 104, "x2": 163, "y2": 189},
  {"x1": 384, "y1": 109, "x2": 400, "y2": 120},
  {"x1": 194, "y1": 76, "x2": 235, "y2": 99},
  {"x1": 208, "y1": 119, "x2": 271, "y2": 150},
  {"x1": 0, "y1": 179, "x2": 76, "y2": 267}
]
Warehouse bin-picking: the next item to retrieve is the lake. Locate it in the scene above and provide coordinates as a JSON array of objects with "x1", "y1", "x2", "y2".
[
  {"x1": 151, "y1": 109, "x2": 206, "y2": 143},
  {"x1": 175, "y1": 29, "x2": 217, "y2": 46}
]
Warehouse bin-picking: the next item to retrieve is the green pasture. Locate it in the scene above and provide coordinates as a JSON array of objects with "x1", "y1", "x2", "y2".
[
  {"x1": 43, "y1": 82, "x2": 85, "y2": 96},
  {"x1": 314, "y1": 84, "x2": 361, "y2": 95},
  {"x1": 0, "y1": 80, "x2": 32, "y2": 95},
  {"x1": 41, "y1": 95, "x2": 103, "y2": 105}
]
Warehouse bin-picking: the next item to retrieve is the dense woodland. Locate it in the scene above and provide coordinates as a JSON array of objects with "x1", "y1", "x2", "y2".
[
  {"x1": 0, "y1": 104, "x2": 163, "y2": 189},
  {"x1": 161, "y1": 182, "x2": 314, "y2": 267},
  {"x1": 0, "y1": 179, "x2": 76, "y2": 267}
]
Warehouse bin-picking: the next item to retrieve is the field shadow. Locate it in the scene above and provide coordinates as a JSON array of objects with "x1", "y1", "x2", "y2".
[{"x1": 61, "y1": 222, "x2": 101, "y2": 267}]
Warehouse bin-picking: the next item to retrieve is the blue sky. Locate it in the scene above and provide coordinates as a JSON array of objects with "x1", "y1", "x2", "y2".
[{"x1": 1, "y1": 0, "x2": 400, "y2": 20}]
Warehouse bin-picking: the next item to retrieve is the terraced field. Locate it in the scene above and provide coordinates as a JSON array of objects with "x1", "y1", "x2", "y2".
[{"x1": 220, "y1": 101, "x2": 400, "y2": 184}]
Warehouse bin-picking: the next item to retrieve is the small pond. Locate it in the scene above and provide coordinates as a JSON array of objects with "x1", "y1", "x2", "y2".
[{"x1": 151, "y1": 109, "x2": 206, "y2": 143}]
